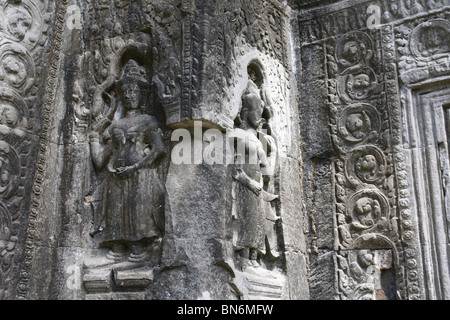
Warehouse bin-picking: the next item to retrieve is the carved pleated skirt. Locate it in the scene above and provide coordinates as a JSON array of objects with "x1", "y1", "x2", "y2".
[{"x1": 100, "y1": 168, "x2": 165, "y2": 245}]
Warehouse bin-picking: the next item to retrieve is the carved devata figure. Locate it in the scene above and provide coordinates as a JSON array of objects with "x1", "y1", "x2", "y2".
[
  {"x1": 86, "y1": 59, "x2": 167, "y2": 270},
  {"x1": 230, "y1": 65, "x2": 280, "y2": 270}
]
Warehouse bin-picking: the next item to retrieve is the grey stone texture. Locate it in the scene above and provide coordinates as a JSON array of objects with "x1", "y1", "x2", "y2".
[{"x1": 0, "y1": 0, "x2": 449, "y2": 300}]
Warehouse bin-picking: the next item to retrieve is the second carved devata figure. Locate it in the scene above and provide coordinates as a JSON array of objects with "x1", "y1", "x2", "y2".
[
  {"x1": 231, "y1": 65, "x2": 280, "y2": 269},
  {"x1": 88, "y1": 59, "x2": 167, "y2": 266}
]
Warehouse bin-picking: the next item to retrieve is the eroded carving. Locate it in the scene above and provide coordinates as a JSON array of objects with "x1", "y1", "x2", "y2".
[
  {"x1": 83, "y1": 59, "x2": 168, "y2": 295},
  {"x1": 86, "y1": 59, "x2": 167, "y2": 264},
  {"x1": 410, "y1": 19, "x2": 450, "y2": 60},
  {"x1": 0, "y1": 0, "x2": 43, "y2": 51},
  {"x1": 0, "y1": 40, "x2": 35, "y2": 93},
  {"x1": 0, "y1": 141, "x2": 20, "y2": 199},
  {"x1": 345, "y1": 145, "x2": 386, "y2": 187},
  {"x1": 335, "y1": 31, "x2": 373, "y2": 68},
  {"x1": 225, "y1": 63, "x2": 286, "y2": 300},
  {"x1": 348, "y1": 190, "x2": 389, "y2": 232},
  {"x1": 337, "y1": 66, "x2": 378, "y2": 102},
  {"x1": 337, "y1": 104, "x2": 381, "y2": 145},
  {"x1": 231, "y1": 66, "x2": 280, "y2": 270},
  {"x1": 337, "y1": 249, "x2": 396, "y2": 300},
  {"x1": 0, "y1": 87, "x2": 29, "y2": 141}
]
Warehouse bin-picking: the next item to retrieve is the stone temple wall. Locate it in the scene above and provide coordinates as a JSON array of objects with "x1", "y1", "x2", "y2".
[
  {"x1": 0, "y1": 0, "x2": 448, "y2": 300},
  {"x1": 290, "y1": 0, "x2": 450, "y2": 300}
]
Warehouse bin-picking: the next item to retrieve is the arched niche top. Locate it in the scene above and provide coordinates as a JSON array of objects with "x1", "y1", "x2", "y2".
[{"x1": 230, "y1": 51, "x2": 271, "y2": 124}]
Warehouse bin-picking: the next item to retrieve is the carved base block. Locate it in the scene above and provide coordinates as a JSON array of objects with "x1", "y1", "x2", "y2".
[
  {"x1": 84, "y1": 292, "x2": 146, "y2": 300},
  {"x1": 231, "y1": 266, "x2": 286, "y2": 300},
  {"x1": 82, "y1": 261, "x2": 154, "y2": 299},
  {"x1": 83, "y1": 268, "x2": 112, "y2": 294},
  {"x1": 113, "y1": 268, "x2": 154, "y2": 290}
]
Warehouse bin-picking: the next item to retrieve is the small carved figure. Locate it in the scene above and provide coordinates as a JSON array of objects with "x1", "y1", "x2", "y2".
[
  {"x1": 419, "y1": 26, "x2": 449, "y2": 57},
  {"x1": 336, "y1": 31, "x2": 373, "y2": 67},
  {"x1": 356, "y1": 154, "x2": 378, "y2": 180},
  {"x1": 87, "y1": 59, "x2": 167, "y2": 268},
  {"x1": 342, "y1": 41, "x2": 362, "y2": 64},
  {"x1": 1, "y1": 56, "x2": 26, "y2": 88},
  {"x1": 231, "y1": 69, "x2": 279, "y2": 269},
  {"x1": 345, "y1": 112, "x2": 370, "y2": 140},
  {"x1": 0, "y1": 102, "x2": 27, "y2": 140},
  {"x1": 352, "y1": 197, "x2": 381, "y2": 230},
  {"x1": 6, "y1": 7, "x2": 32, "y2": 42},
  {"x1": 0, "y1": 143, "x2": 12, "y2": 195}
]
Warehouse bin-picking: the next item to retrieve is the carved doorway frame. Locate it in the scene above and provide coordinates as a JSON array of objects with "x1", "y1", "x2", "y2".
[{"x1": 401, "y1": 79, "x2": 450, "y2": 300}]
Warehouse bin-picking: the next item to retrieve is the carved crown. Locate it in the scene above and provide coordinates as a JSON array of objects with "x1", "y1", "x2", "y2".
[{"x1": 116, "y1": 59, "x2": 148, "y2": 89}]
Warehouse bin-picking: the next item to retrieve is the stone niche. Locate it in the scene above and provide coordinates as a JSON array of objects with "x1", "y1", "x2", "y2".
[{"x1": 0, "y1": 0, "x2": 308, "y2": 300}]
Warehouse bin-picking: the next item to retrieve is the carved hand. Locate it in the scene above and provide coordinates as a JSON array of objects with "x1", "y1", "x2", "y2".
[
  {"x1": 88, "y1": 131, "x2": 100, "y2": 142},
  {"x1": 248, "y1": 179, "x2": 262, "y2": 196},
  {"x1": 116, "y1": 165, "x2": 138, "y2": 178}
]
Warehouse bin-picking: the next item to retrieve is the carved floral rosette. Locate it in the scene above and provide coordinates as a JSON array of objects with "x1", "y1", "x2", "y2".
[{"x1": 325, "y1": 27, "x2": 416, "y2": 299}]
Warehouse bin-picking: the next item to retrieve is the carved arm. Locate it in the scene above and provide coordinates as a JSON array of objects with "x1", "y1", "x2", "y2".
[{"x1": 88, "y1": 131, "x2": 112, "y2": 169}]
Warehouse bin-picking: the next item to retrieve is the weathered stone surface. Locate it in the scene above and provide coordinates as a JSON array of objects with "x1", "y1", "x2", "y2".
[
  {"x1": 0, "y1": 0, "x2": 449, "y2": 301},
  {"x1": 290, "y1": 0, "x2": 450, "y2": 301}
]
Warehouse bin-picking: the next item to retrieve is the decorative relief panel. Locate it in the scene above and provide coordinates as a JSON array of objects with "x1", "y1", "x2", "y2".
[
  {"x1": 295, "y1": 0, "x2": 449, "y2": 300},
  {"x1": 324, "y1": 26, "x2": 412, "y2": 299},
  {"x1": 298, "y1": 0, "x2": 449, "y2": 45},
  {"x1": 0, "y1": 0, "x2": 60, "y2": 300},
  {"x1": 394, "y1": 10, "x2": 450, "y2": 299},
  {"x1": 67, "y1": 0, "x2": 295, "y2": 300},
  {"x1": 395, "y1": 12, "x2": 450, "y2": 84},
  {"x1": 226, "y1": 63, "x2": 286, "y2": 299},
  {"x1": 79, "y1": 0, "x2": 290, "y2": 131},
  {"x1": 80, "y1": 0, "x2": 185, "y2": 127}
]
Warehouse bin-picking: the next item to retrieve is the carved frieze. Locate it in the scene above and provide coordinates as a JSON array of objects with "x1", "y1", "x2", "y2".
[
  {"x1": 393, "y1": 9, "x2": 450, "y2": 300},
  {"x1": 298, "y1": 0, "x2": 449, "y2": 44},
  {"x1": 336, "y1": 248, "x2": 399, "y2": 300},
  {"x1": 0, "y1": 0, "x2": 63, "y2": 300},
  {"x1": 321, "y1": 23, "x2": 416, "y2": 299}
]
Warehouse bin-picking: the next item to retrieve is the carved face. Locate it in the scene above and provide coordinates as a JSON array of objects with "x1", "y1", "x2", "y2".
[
  {"x1": 345, "y1": 113, "x2": 364, "y2": 134},
  {"x1": 342, "y1": 41, "x2": 361, "y2": 63},
  {"x1": 359, "y1": 155, "x2": 377, "y2": 171},
  {"x1": 243, "y1": 94, "x2": 264, "y2": 129},
  {"x1": 1, "y1": 56, "x2": 27, "y2": 87},
  {"x1": 355, "y1": 197, "x2": 373, "y2": 215},
  {"x1": 120, "y1": 83, "x2": 141, "y2": 110},
  {"x1": 7, "y1": 8, "x2": 32, "y2": 41},
  {"x1": 353, "y1": 74, "x2": 370, "y2": 89},
  {"x1": 0, "y1": 103, "x2": 19, "y2": 128}
]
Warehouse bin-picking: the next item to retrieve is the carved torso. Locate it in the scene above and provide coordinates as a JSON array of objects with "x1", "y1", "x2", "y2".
[{"x1": 108, "y1": 114, "x2": 158, "y2": 170}]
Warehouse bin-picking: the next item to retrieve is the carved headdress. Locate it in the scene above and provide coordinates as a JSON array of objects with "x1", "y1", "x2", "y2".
[
  {"x1": 116, "y1": 59, "x2": 148, "y2": 90},
  {"x1": 241, "y1": 79, "x2": 264, "y2": 114}
]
